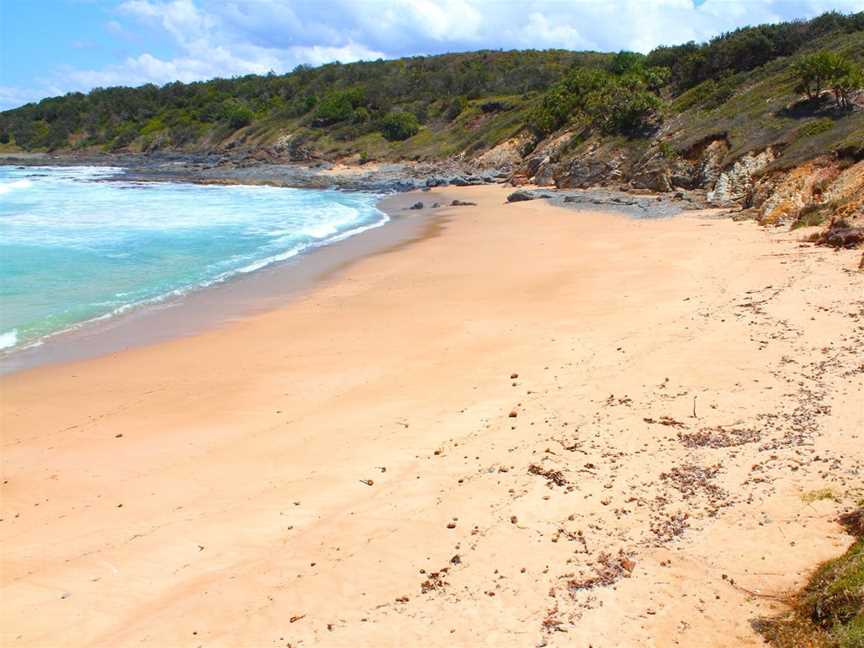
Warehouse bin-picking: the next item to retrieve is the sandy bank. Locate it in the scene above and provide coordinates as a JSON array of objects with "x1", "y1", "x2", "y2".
[{"x1": 1, "y1": 185, "x2": 862, "y2": 647}]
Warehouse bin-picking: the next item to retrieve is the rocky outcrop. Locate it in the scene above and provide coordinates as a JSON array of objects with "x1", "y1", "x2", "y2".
[
  {"x1": 475, "y1": 131, "x2": 536, "y2": 170},
  {"x1": 554, "y1": 141, "x2": 629, "y2": 189},
  {"x1": 820, "y1": 159, "x2": 864, "y2": 219},
  {"x1": 736, "y1": 157, "x2": 864, "y2": 226},
  {"x1": 707, "y1": 148, "x2": 776, "y2": 206},
  {"x1": 751, "y1": 159, "x2": 840, "y2": 224},
  {"x1": 511, "y1": 130, "x2": 590, "y2": 186}
]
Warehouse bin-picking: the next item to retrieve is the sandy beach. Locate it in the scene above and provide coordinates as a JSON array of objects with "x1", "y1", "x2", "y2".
[{"x1": 1, "y1": 184, "x2": 862, "y2": 647}]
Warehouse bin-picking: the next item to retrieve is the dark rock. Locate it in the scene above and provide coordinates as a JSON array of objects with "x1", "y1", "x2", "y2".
[
  {"x1": 408, "y1": 201, "x2": 424, "y2": 210},
  {"x1": 631, "y1": 160, "x2": 672, "y2": 193},
  {"x1": 817, "y1": 220, "x2": 864, "y2": 249},
  {"x1": 432, "y1": 202, "x2": 441, "y2": 208},
  {"x1": 451, "y1": 199, "x2": 477, "y2": 206},
  {"x1": 507, "y1": 190, "x2": 537, "y2": 203},
  {"x1": 557, "y1": 158, "x2": 618, "y2": 189}
]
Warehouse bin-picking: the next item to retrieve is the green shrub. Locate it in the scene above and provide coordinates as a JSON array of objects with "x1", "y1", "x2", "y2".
[
  {"x1": 530, "y1": 65, "x2": 664, "y2": 137},
  {"x1": 444, "y1": 96, "x2": 468, "y2": 121},
  {"x1": 658, "y1": 141, "x2": 678, "y2": 159},
  {"x1": 798, "y1": 118, "x2": 835, "y2": 139},
  {"x1": 379, "y1": 111, "x2": 419, "y2": 141},
  {"x1": 313, "y1": 88, "x2": 365, "y2": 126},
  {"x1": 222, "y1": 100, "x2": 254, "y2": 129}
]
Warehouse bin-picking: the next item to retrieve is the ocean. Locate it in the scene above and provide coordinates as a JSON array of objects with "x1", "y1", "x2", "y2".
[{"x1": 0, "y1": 165, "x2": 387, "y2": 352}]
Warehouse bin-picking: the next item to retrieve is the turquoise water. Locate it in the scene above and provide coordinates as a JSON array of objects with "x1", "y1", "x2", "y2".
[{"x1": 0, "y1": 165, "x2": 387, "y2": 351}]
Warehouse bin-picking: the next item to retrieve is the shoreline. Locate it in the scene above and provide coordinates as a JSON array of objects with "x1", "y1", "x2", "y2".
[
  {"x1": 1, "y1": 184, "x2": 861, "y2": 647},
  {"x1": 0, "y1": 163, "x2": 692, "y2": 376},
  {"x1": 0, "y1": 188, "x2": 449, "y2": 375}
]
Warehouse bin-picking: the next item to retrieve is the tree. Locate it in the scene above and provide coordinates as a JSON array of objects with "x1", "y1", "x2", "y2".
[
  {"x1": 313, "y1": 88, "x2": 365, "y2": 126},
  {"x1": 831, "y1": 65, "x2": 864, "y2": 110},
  {"x1": 379, "y1": 111, "x2": 419, "y2": 141},
  {"x1": 796, "y1": 51, "x2": 864, "y2": 110},
  {"x1": 222, "y1": 99, "x2": 254, "y2": 129},
  {"x1": 794, "y1": 52, "x2": 838, "y2": 101}
]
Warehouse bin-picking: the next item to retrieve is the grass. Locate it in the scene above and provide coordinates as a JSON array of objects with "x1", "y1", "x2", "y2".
[
  {"x1": 803, "y1": 488, "x2": 841, "y2": 503},
  {"x1": 759, "y1": 510, "x2": 863, "y2": 648}
]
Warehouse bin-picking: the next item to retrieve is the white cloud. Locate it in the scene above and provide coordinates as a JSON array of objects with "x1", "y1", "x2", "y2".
[{"x1": 3, "y1": 0, "x2": 864, "y2": 110}]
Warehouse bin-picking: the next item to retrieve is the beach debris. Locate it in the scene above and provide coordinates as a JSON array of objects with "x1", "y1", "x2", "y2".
[
  {"x1": 677, "y1": 426, "x2": 760, "y2": 448},
  {"x1": 446, "y1": 522, "x2": 456, "y2": 529},
  {"x1": 289, "y1": 614, "x2": 305, "y2": 623},
  {"x1": 359, "y1": 479, "x2": 374, "y2": 486},
  {"x1": 660, "y1": 464, "x2": 727, "y2": 507},
  {"x1": 643, "y1": 416, "x2": 686, "y2": 428},
  {"x1": 650, "y1": 511, "x2": 690, "y2": 543},
  {"x1": 528, "y1": 464, "x2": 569, "y2": 487},
  {"x1": 541, "y1": 605, "x2": 564, "y2": 633},
  {"x1": 421, "y1": 567, "x2": 450, "y2": 593},
  {"x1": 510, "y1": 372, "x2": 519, "y2": 379},
  {"x1": 567, "y1": 550, "x2": 635, "y2": 592},
  {"x1": 509, "y1": 409, "x2": 518, "y2": 418}
]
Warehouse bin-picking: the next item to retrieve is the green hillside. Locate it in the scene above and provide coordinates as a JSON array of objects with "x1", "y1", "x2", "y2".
[{"x1": 0, "y1": 10, "x2": 862, "y2": 168}]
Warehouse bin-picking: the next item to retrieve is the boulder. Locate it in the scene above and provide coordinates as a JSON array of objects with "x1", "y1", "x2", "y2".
[
  {"x1": 408, "y1": 201, "x2": 424, "y2": 210},
  {"x1": 506, "y1": 190, "x2": 538, "y2": 203}
]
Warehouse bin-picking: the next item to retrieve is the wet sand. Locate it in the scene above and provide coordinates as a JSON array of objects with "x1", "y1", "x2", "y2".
[{"x1": 1, "y1": 184, "x2": 862, "y2": 647}]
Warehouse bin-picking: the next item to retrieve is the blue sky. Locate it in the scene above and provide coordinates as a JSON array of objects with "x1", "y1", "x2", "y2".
[{"x1": 1, "y1": 0, "x2": 863, "y2": 110}]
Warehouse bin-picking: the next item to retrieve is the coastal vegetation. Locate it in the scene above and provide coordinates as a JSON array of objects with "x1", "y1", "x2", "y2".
[
  {"x1": 1, "y1": 10, "x2": 862, "y2": 164},
  {"x1": 759, "y1": 509, "x2": 863, "y2": 648}
]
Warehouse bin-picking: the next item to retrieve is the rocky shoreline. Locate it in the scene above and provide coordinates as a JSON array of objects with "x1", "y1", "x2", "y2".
[{"x1": 0, "y1": 151, "x2": 706, "y2": 219}]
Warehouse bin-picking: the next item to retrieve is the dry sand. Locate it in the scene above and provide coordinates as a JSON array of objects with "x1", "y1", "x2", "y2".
[{"x1": 1, "y1": 185, "x2": 862, "y2": 647}]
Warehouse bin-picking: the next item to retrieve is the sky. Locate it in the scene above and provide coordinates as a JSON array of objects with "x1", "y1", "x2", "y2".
[{"x1": 1, "y1": 0, "x2": 863, "y2": 111}]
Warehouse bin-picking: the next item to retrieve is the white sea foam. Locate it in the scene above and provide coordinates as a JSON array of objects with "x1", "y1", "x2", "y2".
[
  {"x1": 0, "y1": 179, "x2": 33, "y2": 194},
  {"x1": 1, "y1": 163, "x2": 390, "y2": 355},
  {"x1": 0, "y1": 330, "x2": 18, "y2": 350}
]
